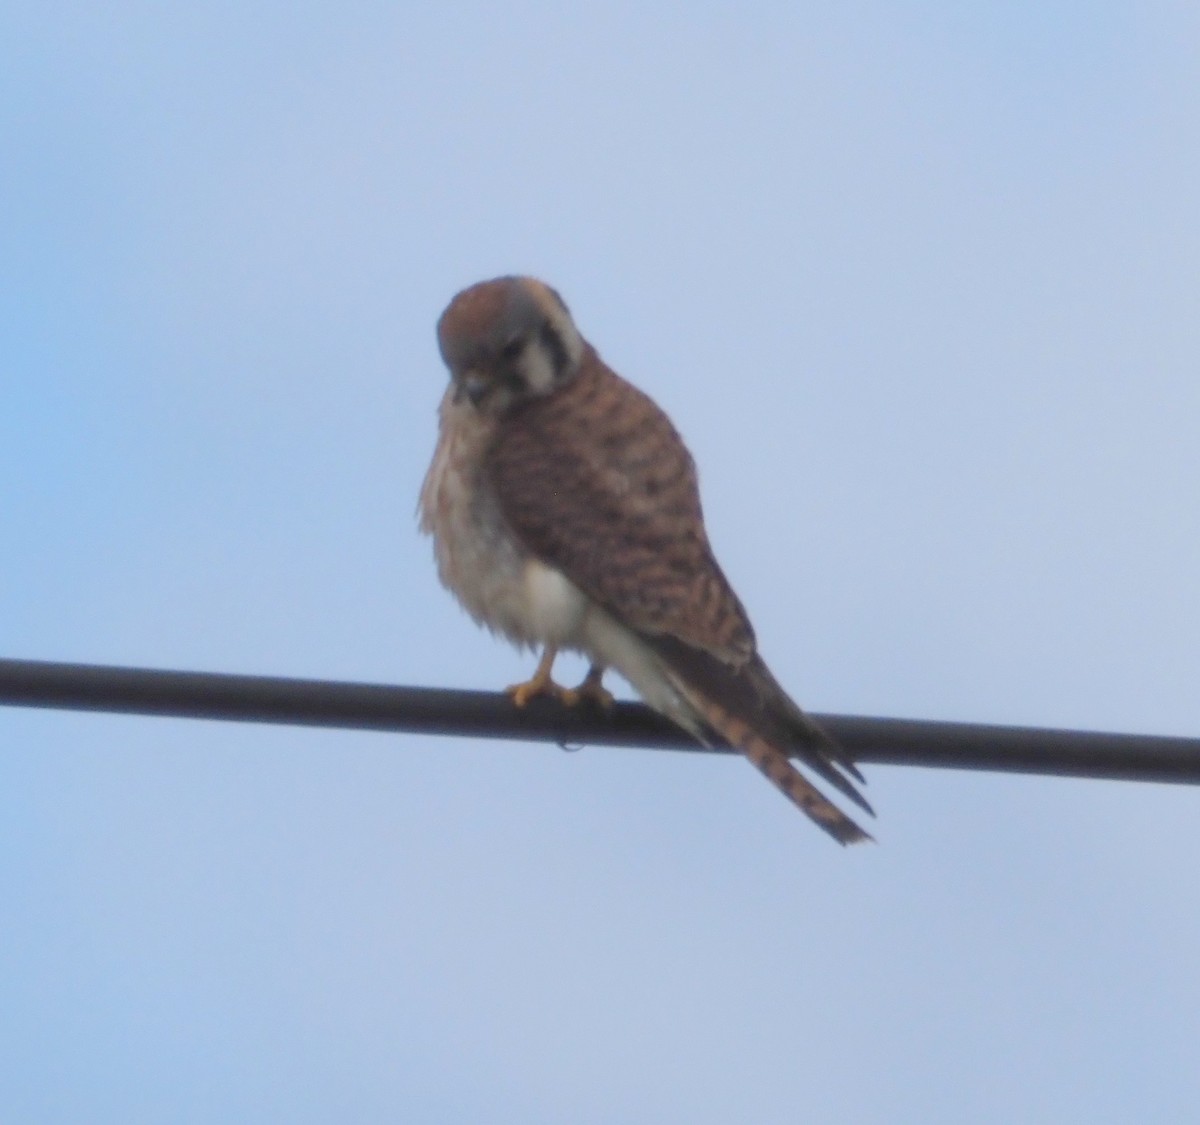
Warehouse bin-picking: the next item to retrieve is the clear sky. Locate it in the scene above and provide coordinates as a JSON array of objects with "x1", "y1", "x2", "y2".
[{"x1": 3, "y1": 4, "x2": 1199, "y2": 1121}]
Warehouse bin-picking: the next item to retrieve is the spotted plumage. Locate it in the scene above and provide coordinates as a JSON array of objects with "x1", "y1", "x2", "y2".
[{"x1": 419, "y1": 276, "x2": 872, "y2": 844}]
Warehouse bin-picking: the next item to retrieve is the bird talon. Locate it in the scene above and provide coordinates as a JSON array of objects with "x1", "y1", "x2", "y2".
[
  {"x1": 505, "y1": 678, "x2": 570, "y2": 708},
  {"x1": 577, "y1": 682, "x2": 615, "y2": 708},
  {"x1": 505, "y1": 681, "x2": 534, "y2": 707},
  {"x1": 506, "y1": 646, "x2": 561, "y2": 707},
  {"x1": 570, "y1": 667, "x2": 614, "y2": 709}
]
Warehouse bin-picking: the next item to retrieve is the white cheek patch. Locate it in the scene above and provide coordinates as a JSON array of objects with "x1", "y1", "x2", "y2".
[{"x1": 518, "y1": 345, "x2": 558, "y2": 395}]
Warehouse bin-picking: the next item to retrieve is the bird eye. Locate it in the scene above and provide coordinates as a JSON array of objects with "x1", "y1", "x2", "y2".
[{"x1": 500, "y1": 336, "x2": 525, "y2": 361}]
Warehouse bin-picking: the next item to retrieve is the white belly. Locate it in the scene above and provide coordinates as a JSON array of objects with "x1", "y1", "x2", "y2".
[
  {"x1": 418, "y1": 390, "x2": 702, "y2": 736},
  {"x1": 419, "y1": 392, "x2": 589, "y2": 650}
]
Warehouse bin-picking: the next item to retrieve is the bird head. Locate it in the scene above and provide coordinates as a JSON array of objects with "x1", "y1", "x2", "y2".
[{"x1": 436, "y1": 276, "x2": 586, "y2": 414}]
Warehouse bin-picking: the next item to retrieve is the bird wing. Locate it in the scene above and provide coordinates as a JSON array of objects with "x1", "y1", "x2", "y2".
[
  {"x1": 487, "y1": 355, "x2": 756, "y2": 664},
  {"x1": 487, "y1": 354, "x2": 871, "y2": 844}
]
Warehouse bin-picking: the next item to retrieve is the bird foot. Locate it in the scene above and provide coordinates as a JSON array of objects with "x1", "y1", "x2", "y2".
[
  {"x1": 506, "y1": 661, "x2": 613, "y2": 709},
  {"x1": 506, "y1": 675, "x2": 575, "y2": 708},
  {"x1": 561, "y1": 668, "x2": 614, "y2": 709}
]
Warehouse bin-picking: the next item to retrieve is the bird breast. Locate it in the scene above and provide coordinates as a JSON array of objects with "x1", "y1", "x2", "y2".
[{"x1": 419, "y1": 390, "x2": 589, "y2": 649}]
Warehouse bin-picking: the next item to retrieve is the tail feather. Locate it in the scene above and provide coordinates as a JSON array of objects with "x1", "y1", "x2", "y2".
[
  {"x1": 705, "y1": 696, "x2": 871, "y2": 845},
  {"x1": 786, "y1": 705, "x2": 867, "y2": 786},
  {"x1": 760, "y1": 677, "x2": 874, "y2": 816},
  {"x1": 646, "y1": 636, "x2": 874, "y2": 844},
  {"x1": 744, "y1": 658, "x2": 868, "y2": 791}
]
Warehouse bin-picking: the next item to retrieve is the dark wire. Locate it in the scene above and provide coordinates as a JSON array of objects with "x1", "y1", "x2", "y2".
[{"x1": 1, "y1": 657, "x2": 1198, "y2": 785}]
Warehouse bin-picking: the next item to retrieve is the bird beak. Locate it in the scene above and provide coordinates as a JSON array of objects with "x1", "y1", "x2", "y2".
[{"x1": 455, "y1": 370, "x2": 489, "y2": 407}]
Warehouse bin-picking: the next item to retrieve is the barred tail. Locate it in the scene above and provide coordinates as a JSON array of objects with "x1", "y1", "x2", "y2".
[{"x1": 700, "y1": 694, "x2": 872, "y2": 845}]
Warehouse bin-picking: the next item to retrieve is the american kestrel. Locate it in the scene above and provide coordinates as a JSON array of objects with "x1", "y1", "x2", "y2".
[{"x1": 419, "y1": 277, "x2": 872, "y2": 843}]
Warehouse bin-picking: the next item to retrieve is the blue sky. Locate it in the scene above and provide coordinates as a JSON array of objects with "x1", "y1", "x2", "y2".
[{"x1": 3, "y1": 4, "x2": 1199, "y2": 1121}]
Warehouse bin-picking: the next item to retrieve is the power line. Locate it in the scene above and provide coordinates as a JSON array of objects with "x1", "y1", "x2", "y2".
[{"x1": 1, "y1": 657, "x2": 1197, "y2": 786}]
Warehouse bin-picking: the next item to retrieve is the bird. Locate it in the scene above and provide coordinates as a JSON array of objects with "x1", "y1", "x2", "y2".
[{"x1": 419, "y1": 276, "x2": 873, "y2": 844}]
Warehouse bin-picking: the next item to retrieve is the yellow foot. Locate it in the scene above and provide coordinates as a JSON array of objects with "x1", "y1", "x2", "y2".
[
  {"x1": 561, "y1": 666, "x2": 614, "y2": 709},
  {"x1": 506, "y1": 676, "x2": 575, "y2": 708},
  {"x1": 505, "y1": 647, "x2": 571, "y2": 708}
]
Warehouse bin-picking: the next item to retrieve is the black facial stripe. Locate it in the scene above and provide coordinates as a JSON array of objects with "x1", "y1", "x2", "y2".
[{"x1": 538, "y1": 322, "x2": 570, "y2": 379}]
